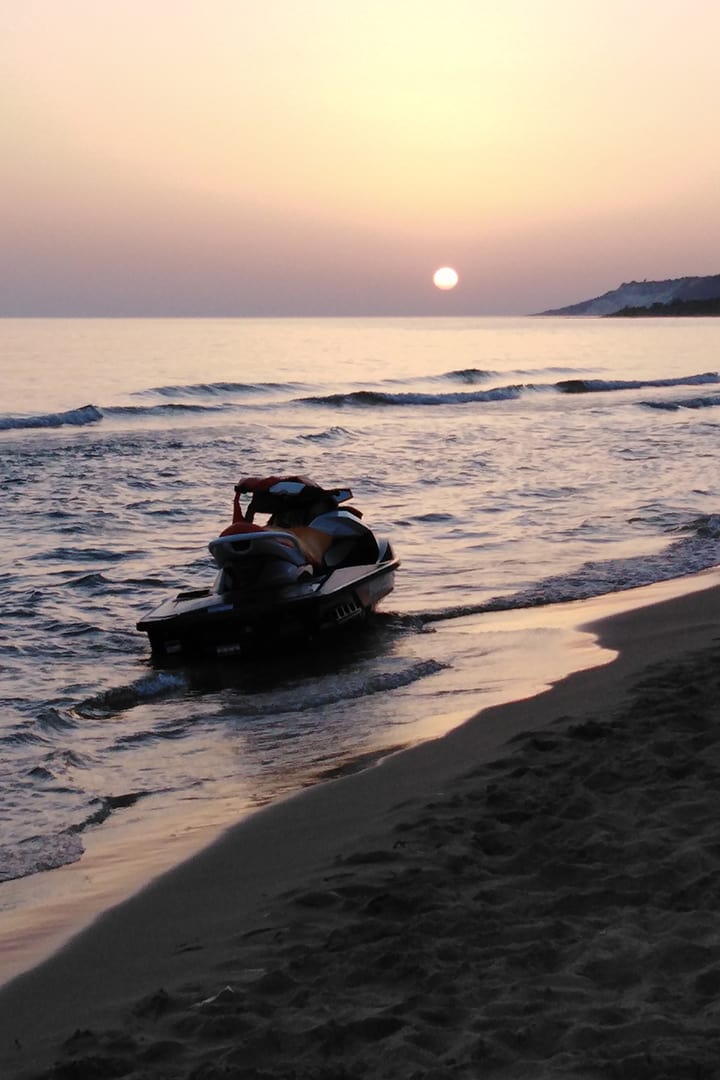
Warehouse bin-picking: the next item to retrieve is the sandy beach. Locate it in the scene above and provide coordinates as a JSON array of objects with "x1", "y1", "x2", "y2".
[{"x1": 2, "y1": 577, "x2": 720, "y2": 1079}]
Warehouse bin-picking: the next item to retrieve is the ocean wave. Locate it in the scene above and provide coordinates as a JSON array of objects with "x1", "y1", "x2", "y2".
[
  {"x1": 297, "y1": 371, "x2": 720, "y2": 409},
  {"x1": 683, "y1": 513, "x2": 720, "y2": 539},
  {"x1": 298, "y1": 426, "x2": 355, "y2": 442},
  {"x1": 104, "y1": 402, "x2": 227, "y2": 417},
  {"x1": 7, "y1": 372, "x2": 716, "y2": 433},
  {"x1": 139, "y1": 380, "x2": 304, "y2": 398},
  {"x1": 640, "y1": 393, "x2": 720, "y2": 411},
  {"x1": 39, "y1": 547, "x2": 129, "y2": 564},
  {"x1": 74, "y1": 671, "x2": 188, "y2": 718},
  {"x1": 556, "y1": 372, "x2": 719, "y2": 394},
  {"x1": 442, "y1": 368, "x2": 497, "y2": 383},
  {"x1": 36, "y1": 707, "x2": 78, "y2": 733},
  {"x1": 0, "y1": 832, "x2": 84, "y2": 883},
  {"x1": 0, "y1": 399, "x2": 229, "y2": 432},
  {"x1": 298, "y1": 386, "x2": 524, "y2": 407},
  {"x1": 0, "y1": 789, "x2": 162, "y2": 882},
  {"x1": 0, "y1": 728, "x2": 52, "y2": 747},
  {"x1": 424, "y1": 365, "x2": 588, "y2": 384},
  {"x1": 415, "y1": 512, "x2": 720, "y2": 622},
  {"x1": 208, "y1": 658, "x2": 448, "y2": 720},
  {"x1": 67, "y1": 790, "x2": 156, "y2": 832},
  {"x1": 0, "y1": 404, "x2": 102, "y2": 431}
]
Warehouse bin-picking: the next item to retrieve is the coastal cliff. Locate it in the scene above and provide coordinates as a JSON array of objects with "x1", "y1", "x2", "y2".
[{"x1": 540, "y1": 273, "x2": 720, "y2": 316}]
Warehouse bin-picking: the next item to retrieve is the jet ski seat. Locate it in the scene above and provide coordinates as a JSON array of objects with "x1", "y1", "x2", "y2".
[
  {"x1": 311, "y1": 511, "x2": 380, "y2": 568},
  {"x1": 209, "y1": 529, "x2": 309, "y2": 568},
  {"x1": 284, "y1": 526, "x2": 333, "y2": 568},
  {"x1": 210, "y1": 523, "x2": 334, "y2": 573}
]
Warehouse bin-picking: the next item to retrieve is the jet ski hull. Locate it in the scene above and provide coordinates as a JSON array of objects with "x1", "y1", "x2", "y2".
[{"x1": 137, "y1": 557, "x2": 399, "y2": 660}]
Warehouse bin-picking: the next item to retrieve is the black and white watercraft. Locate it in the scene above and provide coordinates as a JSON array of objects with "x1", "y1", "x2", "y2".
[{"x1": 137, "y1": 476, "x2": 400, "y2": 659}]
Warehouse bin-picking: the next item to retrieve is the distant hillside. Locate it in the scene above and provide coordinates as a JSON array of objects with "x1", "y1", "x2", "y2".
[
  {"x1": 608, "y1": 296, "x2": 720, "y2": 318},
  {"x1": 539, "y1": 274, "x2": 720, "y2": 316}
]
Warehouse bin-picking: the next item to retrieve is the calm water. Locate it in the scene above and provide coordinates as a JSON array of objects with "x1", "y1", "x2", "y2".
[{"x1": 1, "y1": 316, "x2": 719, "y2": 933}]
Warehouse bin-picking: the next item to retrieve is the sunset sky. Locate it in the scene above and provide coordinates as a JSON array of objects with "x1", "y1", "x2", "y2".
[{"x1": 4, "y1": 0, "x2": 720, "y2": 316}]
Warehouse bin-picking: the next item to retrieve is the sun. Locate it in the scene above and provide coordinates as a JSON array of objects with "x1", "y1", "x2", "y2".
[{"x1": 433, "y1": 266, "x2": 459, "y2": 290}]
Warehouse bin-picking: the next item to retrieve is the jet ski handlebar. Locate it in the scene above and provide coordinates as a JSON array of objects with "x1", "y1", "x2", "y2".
[{"x1": 233, "y1": 476, "x2": 352, "y2": 501}]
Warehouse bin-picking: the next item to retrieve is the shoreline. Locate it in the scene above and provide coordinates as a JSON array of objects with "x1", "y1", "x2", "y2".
[
  {"x1": 0, "y1": 593, "x2": 616, "y2": 989},
  {"x1": 4, "y1": 570, "x2": 716, "y2": 991},
  {"x1": 2, "y1": 571, "x2": 720, "y2": 1076}
]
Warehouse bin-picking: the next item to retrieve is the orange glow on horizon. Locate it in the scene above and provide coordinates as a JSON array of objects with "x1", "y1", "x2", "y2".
[{"x1": 3, "y1": 2, "x2": 720, "y2": 315}]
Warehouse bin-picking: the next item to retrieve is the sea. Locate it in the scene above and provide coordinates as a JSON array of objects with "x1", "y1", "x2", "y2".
[{"x1": 1, "y1": 315, "x2": 719, "y2": 978}]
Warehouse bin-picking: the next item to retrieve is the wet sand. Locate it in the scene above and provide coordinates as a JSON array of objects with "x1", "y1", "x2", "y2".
[{"x1": 2, "y1": 578, "x2": 720, "y2": 1078}]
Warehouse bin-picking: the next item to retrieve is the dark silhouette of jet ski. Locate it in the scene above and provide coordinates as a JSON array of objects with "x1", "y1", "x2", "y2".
[{"x1": 137, "y1": 475, "x2": 399, "y2": 660}]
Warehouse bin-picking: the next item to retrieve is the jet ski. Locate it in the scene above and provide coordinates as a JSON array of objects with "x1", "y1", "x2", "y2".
[{"x1": 137, "y1": 475, "x2": 400, "y2": 660}]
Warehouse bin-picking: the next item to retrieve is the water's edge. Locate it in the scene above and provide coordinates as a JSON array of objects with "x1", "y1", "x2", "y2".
[{"x1": 4, "y1": 566, "x2": 719, "y2": 988}]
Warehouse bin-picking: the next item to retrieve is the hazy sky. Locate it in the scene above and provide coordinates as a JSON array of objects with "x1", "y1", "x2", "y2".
[{"x1": 3, "y1": 0, "x2": 719, "y2": 315}]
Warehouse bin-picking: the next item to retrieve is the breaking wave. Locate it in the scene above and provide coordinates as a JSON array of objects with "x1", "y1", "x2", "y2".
[
  {"x1": 139, "y1": 380, "x2": 306, "y2": 398},
  {"x1": 0, "y1": 790, "x2": 164, "y2": 882},
  {"x1": 0, "y1": 402, "x2": 227, "y2": 432},
  {"x1": 298, "y1": 372, "x2": 719, "y2": 409},
  {"x1": 298, "y1": 386, "x2": 525, "y2": 407},
  {"x1": 556, "y1": 372, "x2": 720, "y2": 393},
  {"x1": 641, "y1": 393, "x2": 720, "y2": 411},
  {"x1": 74, "y1": 671, "x2": 189, "y2": 718},
  {"x1": 298, "y1": 426, "x2": 355, "y2": 443},
  {"x1": 220, "y1": 658, "x2": 448, "y2": 719},
  {"x1": 442, "y1": 368, "x2": 497, "y2": 383},
  {"x1": 5, "y1": 372, "x2": 717, "y2": 431},
  {"x1": 0, "y1": 404, "x2": 103, "y2": 431},
  {"x1": 415, "y1": 513, "x2": 720, "y2": 624},
  {"x1": 0, "y1": 833, "x2": 84, "y2": 883},
  {"x1": 103, "y1": 402, "x2": 227, "y2": 417}
]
